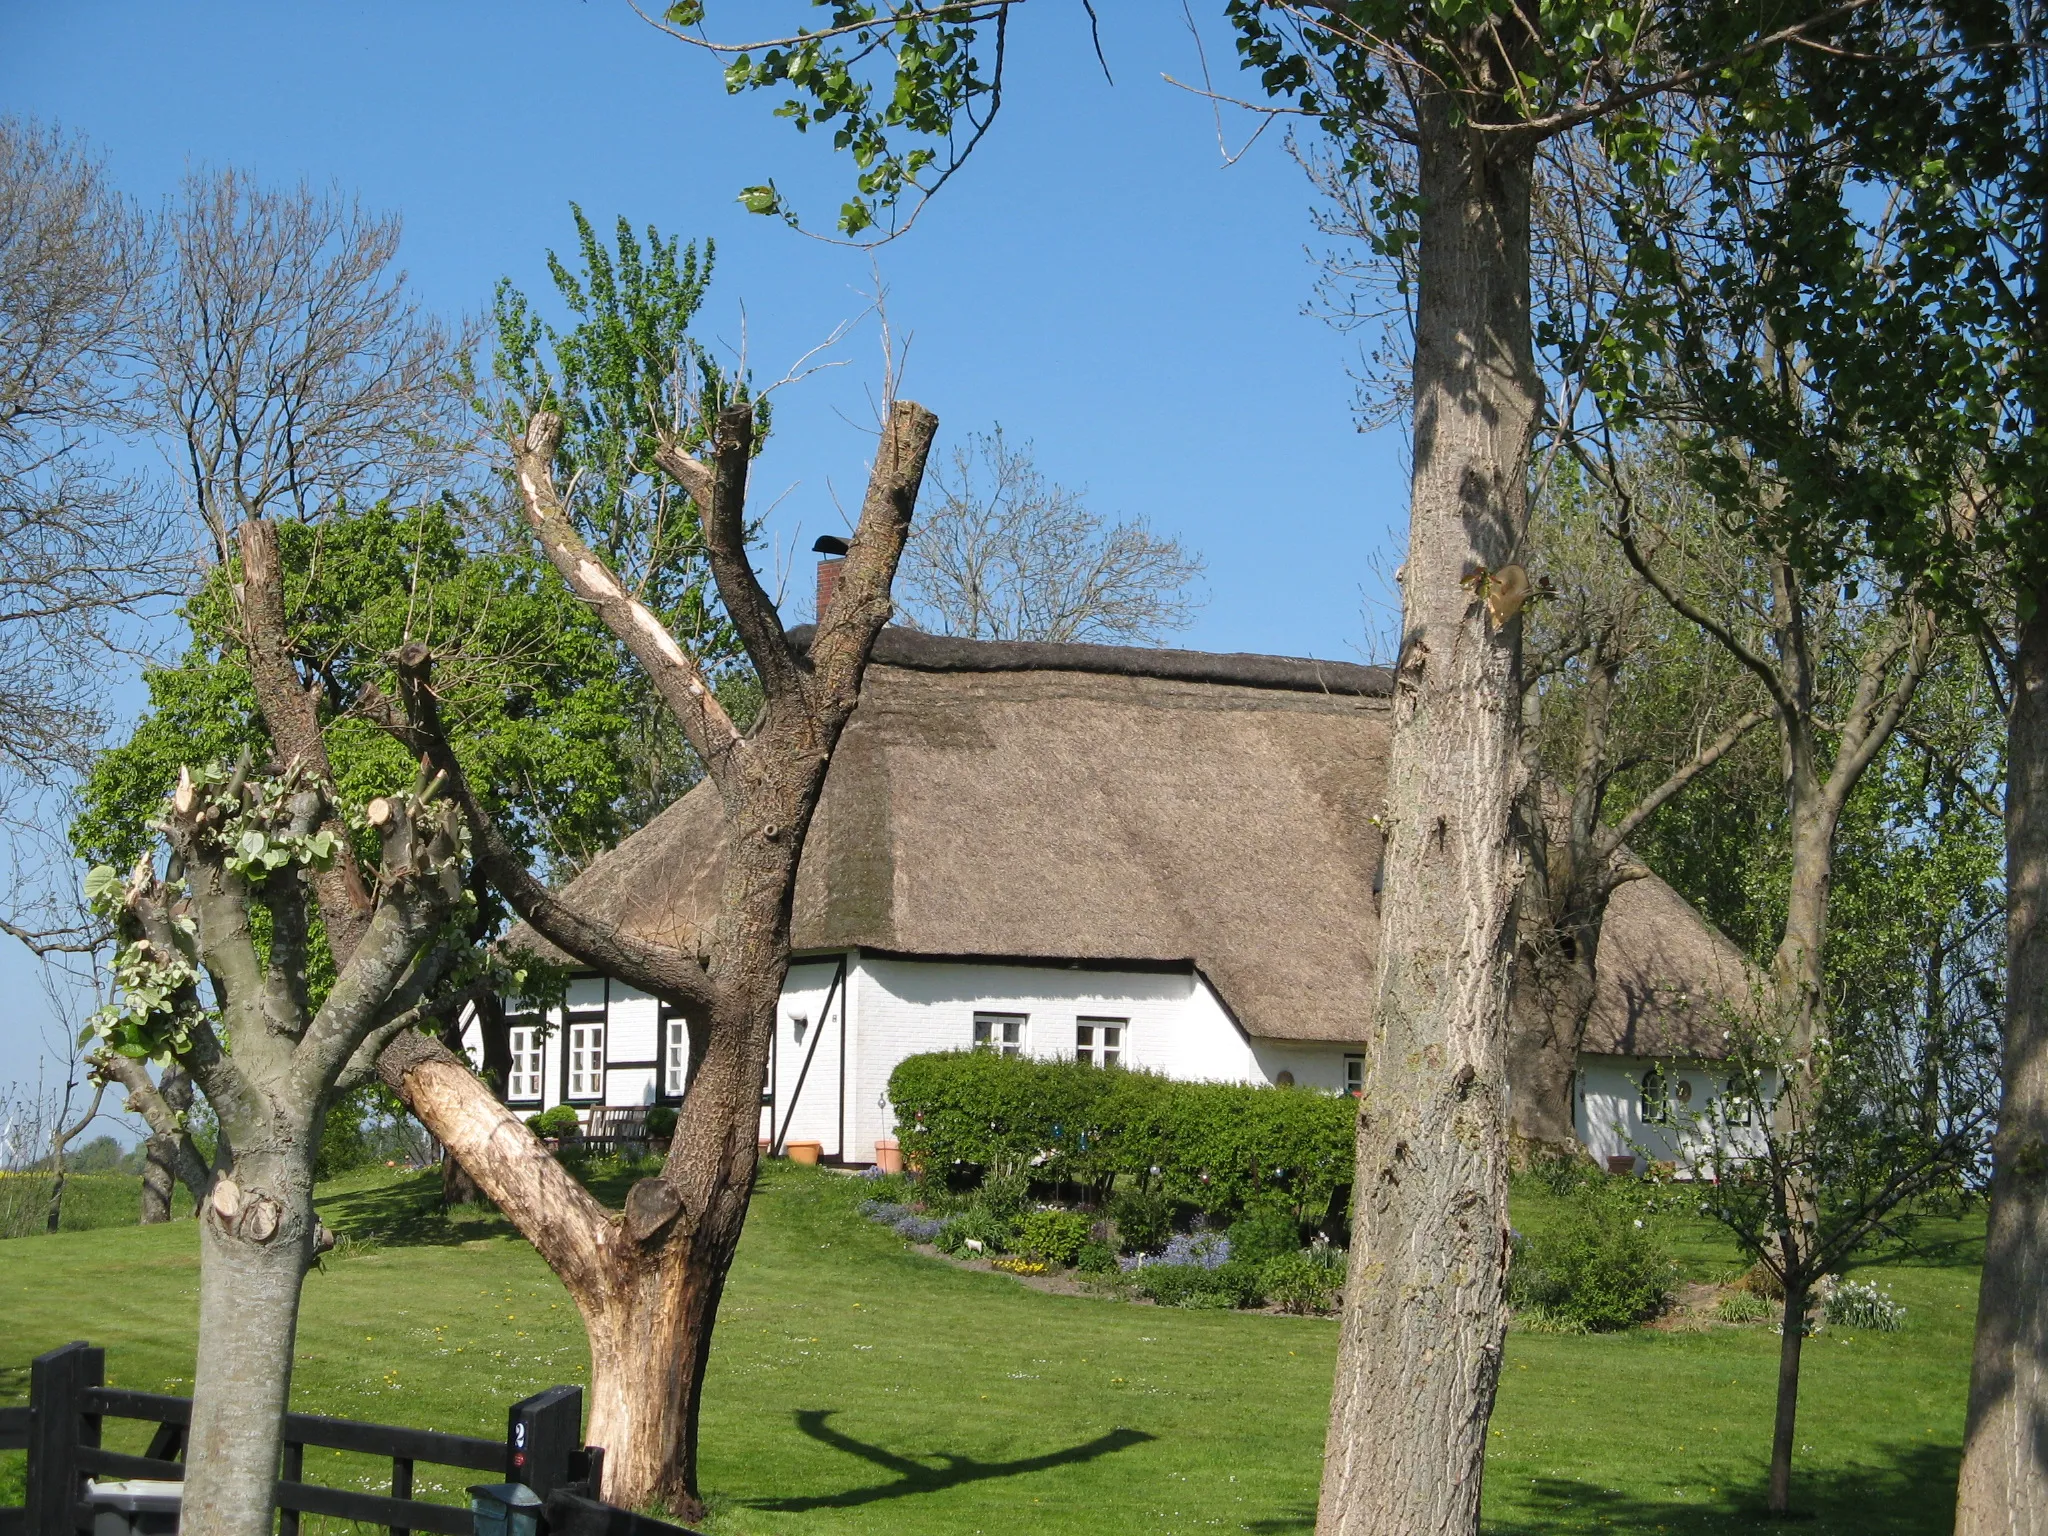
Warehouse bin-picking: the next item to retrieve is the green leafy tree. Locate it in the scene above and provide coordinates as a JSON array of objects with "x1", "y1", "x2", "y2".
[{"x1": 490, "y1": 208, "x2": 764, "y2": 825}]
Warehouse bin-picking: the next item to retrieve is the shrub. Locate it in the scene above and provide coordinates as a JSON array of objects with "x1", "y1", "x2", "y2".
[
  {"x1": 977, "y1": 1171, "x2": 1033, "y2": 1224},
  {"x1": 1138, "y1": 1259, "x2": 1262, "y2": 1309},
  {"x1": 1716, "y1": 1289, "x2": 1774, "y2": 1324},
  {"x1": 1258, "y1": 1251, "x2": 1338, "y2": 1314},
  {"x1": 645, "y1": 1106, "x2": 677, "y2": 1140},
  {"x1": 525, "y1": 1105, "x2": 581, "y2": 1140},
  {"x1": 1018, "y1": 1209, "x2": 1093, "y2": 1267},
  {"x1": 1826, "y1": 1279, "x2": 1906, "y2": 1332},
  {"x1": 1506, "y1": 1188, "x2": 1671, "y2": 1332},
  {"x1": 1076, "y1": 1239, "x2": 1120, "y2": 1275},
  {"x1": 1228, "y1": 1204, "x2": 1303, "y2": 1268},
  {"x1": 1108, "y1": 1187, "x2": 1173, "y2": 1254},
  {"x1": 888, "y1": 1051, "x2": 1356, "y2": 1219}
]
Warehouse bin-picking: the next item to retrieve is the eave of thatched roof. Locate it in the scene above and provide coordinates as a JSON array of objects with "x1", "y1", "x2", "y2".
[{"x1": 508, "y1": 627, "x2": 1749, "y2": 1053}]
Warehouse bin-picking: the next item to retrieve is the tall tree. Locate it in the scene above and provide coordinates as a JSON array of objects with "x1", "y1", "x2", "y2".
[
  {"x1": 673, "y1": 7, "x2": 1875, "y2": 1529},
  {"x1": 897, "y1": 426, "x2": 1205, "y2": 643},
  {"x1": 0, "y1": 117, "x2": 184, "y2": 957}
]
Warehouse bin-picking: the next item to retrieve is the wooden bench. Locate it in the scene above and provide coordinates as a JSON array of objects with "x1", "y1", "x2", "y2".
[{"x1": 581, "y1": 1106, "x2": 652, "y2": 1152}]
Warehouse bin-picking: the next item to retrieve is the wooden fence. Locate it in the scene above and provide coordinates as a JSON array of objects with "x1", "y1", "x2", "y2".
[{"x1": 0, "y1": 1342, "x2": 686, "y2": 1536}]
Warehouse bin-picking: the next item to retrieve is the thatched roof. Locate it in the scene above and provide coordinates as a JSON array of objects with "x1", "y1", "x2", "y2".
[{"x1": 510, "y1": 627, "x2": 1749, "y2": 1053}]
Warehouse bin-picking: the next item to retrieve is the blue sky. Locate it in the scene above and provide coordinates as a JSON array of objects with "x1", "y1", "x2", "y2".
[{"x1": 0, "y1": 2, "x2": 1409, "y2": 1118}]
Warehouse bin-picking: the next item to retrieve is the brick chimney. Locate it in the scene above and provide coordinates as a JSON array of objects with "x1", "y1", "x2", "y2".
[{"x1": 813, "y1": 535, "x2": 849, "y2": 620}]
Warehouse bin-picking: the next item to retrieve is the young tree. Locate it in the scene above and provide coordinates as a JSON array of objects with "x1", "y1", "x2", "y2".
[{"x1": 896, "y1": 426, "x2": 1204, "y2": 643}]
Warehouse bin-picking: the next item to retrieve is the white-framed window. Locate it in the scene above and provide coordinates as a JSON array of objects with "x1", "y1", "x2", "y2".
[
  {"x1": 1076, "y1": 1018, "x2": 1124, "y2": 1067},
  {"x1": 1344, "y1": 1055, "x2": 1364, "y2": 1097},
  {"x1": 506, "y1": 1021, "x2": 544, "y2": 1103},
  {"x1": 663, "y1": 1014, "x2": 690, "y2": 1098},
  {"x1": 568, "y1": 1016, "x2": 605, "y2": 1100},
  {"x1": 973, "y1": 1012, "x2": 1026, "y2": 1057}
]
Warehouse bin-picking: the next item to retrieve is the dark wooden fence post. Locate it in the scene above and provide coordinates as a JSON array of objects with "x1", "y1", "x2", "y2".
[
  {"x1": 26, "y1": 1342, "x2": 101, "y2": 1536},
  {"x1": 505, "y1": 1387, "x2": 582, "y2": 1504}
]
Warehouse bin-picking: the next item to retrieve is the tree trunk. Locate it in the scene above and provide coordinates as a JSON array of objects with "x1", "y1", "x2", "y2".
[
  {"x1": 1317, "y1": 89, "x2": 1538, "y2": 1536},
  {"x1": 44, "y1": 1165, "x2": 66, "y2": 1234},
  {"x1": 183, "y1": 1160, "x2": 316, "y2": 1536},
  {"x1": 582, "y1": 1008, "x2": 769, "y2": 1519},
  {"x1": 1769, "y1": 1277, "x2": 1810, "y2": 1515},
  {"x1": 1957, "y1": 597, "x2": 2048, "y2": 1536},
  {"x1": 1505, "y1": 909, "x2": 1601, "y2": 1158},
  {"x1": 141, "y1": 1134, "x2": 178, "y2": 1223}
]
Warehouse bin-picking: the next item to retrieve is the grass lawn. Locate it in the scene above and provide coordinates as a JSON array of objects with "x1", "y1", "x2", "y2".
[{"x1": 0, "y1": 1164, "x2": 1983, "y2": 1535}]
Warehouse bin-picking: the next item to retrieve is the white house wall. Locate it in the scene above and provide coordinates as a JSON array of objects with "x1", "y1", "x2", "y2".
[
  {"x1": 1575, "y1": 1054, "x2": 1771, "y2": 1173},
  {"x1": 764, "y1": 961, "x2": 849, "y2": 1158}
]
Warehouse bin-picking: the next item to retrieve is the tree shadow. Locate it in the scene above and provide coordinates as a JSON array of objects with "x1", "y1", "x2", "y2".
[
  {"x1": 1483, "y1": 1440, "x2": 1962, "y2": 1535},
  {"x1": 747, "y1": 1408, "x2": 1155, "y2": 1512}
]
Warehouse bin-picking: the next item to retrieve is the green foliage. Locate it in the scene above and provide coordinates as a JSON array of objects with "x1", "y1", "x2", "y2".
[
  {"x1": 1137, "y1": 1259, "x2": 1262, "y2": 1311},
  {"x1": 1258, "y1": 1251, "x2": 1340, "y2": 1315},
  {"x1": 315, "y1": 1086, "x2": 378, "y2": 1180},
  {"x1": 934, "y1": 1205, "x2": 1013, "y2": 1256},
  {"x1": 1075, "y1": 1237, "x2": 1119, "y2": 1276},
  {"x1": 1508, "y1": 1187, "x2": 1673, "y2": 1333},
  {"x1": 1716, "y1": 1289, "x2": 1773, "y2": 1325},
  {"x1": 1016, "y1": 1209, "x2": 1091, "y2": 1267},
  {"x1": 526, "y1": 1106, "x2": 582, "y2": 1140},
  {"x1": 1227, "y1": 1204, "x2": 1304, "y2": 1269},
  {"x1": 74, "y1": 500, "x2": 639, "y2": 892},
  {"x1": 491, "y1": 208, "x2": 765, "y2": 825},
  {"x1": 889, "y1": 1052, "x2": 1355, "y2": 1220},
  {"x1": 645, "y1": 1106, "x2": 678, "y2": 1141},
  {"x1": 1107, "y1": 1187, "x2": 1172, "y2": 1255}
]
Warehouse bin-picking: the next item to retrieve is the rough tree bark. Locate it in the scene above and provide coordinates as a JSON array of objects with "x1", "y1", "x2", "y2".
[
  {"x1": 366, "y1": 398, "x2": 939, "y2": 1520},
  {"x1": 1317, "y1": 81, "x2": 1540, "y2": 1536},
  {"x1": 1957, "y1": 598, "x2": 2048, "y2": 1535}
]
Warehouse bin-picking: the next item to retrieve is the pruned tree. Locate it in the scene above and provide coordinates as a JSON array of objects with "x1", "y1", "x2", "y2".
[
  {"x1": 896, "y1": 426, "x2": 1204, "y2": 644},
  {"x1": 364, "y1": 393, "x2": 937, "y2": 1519},
  {"x1": 82, "y1": 758, "x2": 472, "y2": 1536}
]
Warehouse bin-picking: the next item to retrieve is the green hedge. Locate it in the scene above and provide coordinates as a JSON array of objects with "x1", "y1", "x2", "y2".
[{"x1": 887, "y1": 1051, "x2": 1356, "y2": 1219}]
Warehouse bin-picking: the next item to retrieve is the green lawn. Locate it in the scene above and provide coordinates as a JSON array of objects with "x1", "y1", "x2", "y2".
[{"x1": 0, "y1": 1165, "x2": 1984, "y2": 1535}]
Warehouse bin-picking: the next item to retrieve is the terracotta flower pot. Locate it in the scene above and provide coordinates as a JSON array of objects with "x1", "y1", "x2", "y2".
[
  {"x1": 786, "y1": 1140, "x2": 824, "y2": 1166},
  {"x1": 874, "y1": 1138, "x2": 904, "y2": 1175}
]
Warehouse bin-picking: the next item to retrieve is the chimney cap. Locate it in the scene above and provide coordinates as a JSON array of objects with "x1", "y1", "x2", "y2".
[{"x1": 812, "y1": 535, "x2": 849, "y2": 557}]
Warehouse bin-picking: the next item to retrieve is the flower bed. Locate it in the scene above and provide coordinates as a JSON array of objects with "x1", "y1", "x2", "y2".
[{"x1": 854, "y1": 1168, "x2": 1346, "y2": 1313}]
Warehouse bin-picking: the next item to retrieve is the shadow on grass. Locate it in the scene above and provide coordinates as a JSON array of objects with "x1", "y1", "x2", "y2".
[
  {"x1": 1484, "y1": 1440, "x2": 1961, "y2": 1535},
  {"x1": 747, "y1": 1409, "x2": 1155, "y2": 1511},
  {"x1": 314, "y1": 1163, "x2": 659, "y2": 1250}
]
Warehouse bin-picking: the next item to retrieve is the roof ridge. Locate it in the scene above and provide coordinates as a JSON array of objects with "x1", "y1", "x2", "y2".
[{"x1": 785, "y1": 624, "x2": 1393, "y2": 697}]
